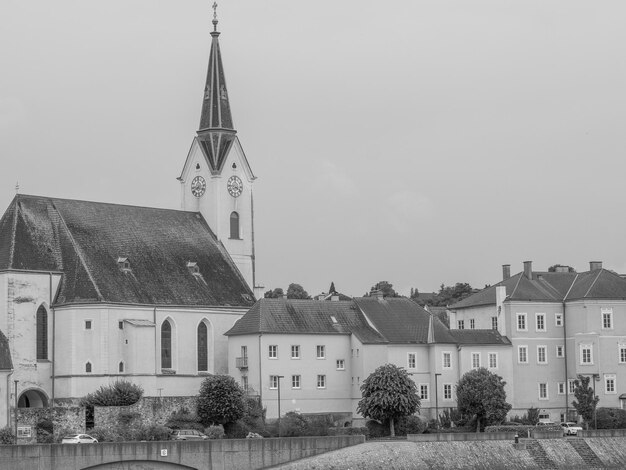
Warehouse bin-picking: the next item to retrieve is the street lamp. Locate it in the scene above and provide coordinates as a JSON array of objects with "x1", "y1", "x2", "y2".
[
  {"x1": 277, "y1": 375, "x2": 284, "y2": 437},
  {"x1": 434, "y1": 373, "x2": 442, "y2": 429},
  {"x1": 13, "y1": 380, "x2": 18, "y2": 444}
]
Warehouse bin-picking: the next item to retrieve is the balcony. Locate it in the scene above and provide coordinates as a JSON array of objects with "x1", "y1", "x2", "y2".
[{"x1": 236, "y1": 356, "x2": 248, "y2": 369}]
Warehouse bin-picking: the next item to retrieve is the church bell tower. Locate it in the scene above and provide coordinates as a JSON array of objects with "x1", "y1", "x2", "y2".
[{"x1": 178, "y1": 5, "x2": 257, "y2": 294}]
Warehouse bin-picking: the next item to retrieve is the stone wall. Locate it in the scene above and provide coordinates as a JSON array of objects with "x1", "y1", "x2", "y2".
[
  {"x1": 94, "y1": 396, "x2": 197, "y2": 428},
  {"x1": 16, "y1": 407, "x2": 84, "y2": 444}
]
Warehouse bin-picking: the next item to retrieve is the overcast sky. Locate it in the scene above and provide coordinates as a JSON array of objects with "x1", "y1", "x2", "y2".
[{"x1": 1, "y1": 1, "x2": 625, "y2": 298}]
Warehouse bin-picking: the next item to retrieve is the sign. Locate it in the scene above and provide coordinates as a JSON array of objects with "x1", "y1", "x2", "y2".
[
  {"x1": 160, "y1": 449, "x2": 168, "y2": 457},
  {"x1": 17, "y1": 426, "x2": 31, "y2": 438}
]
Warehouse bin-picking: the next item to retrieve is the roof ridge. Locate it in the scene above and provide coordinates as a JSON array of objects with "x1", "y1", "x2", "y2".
[
  {"x1": 510, "y1": 272, "x2": 524, "y2": 298},
  {"x1": 583, "y1": 269, "x2": 603, "y2": 298},
  {"x1": 563, "y1": 273, "x2": 579, "y2": 301},
  {"x1": 51, "y1": 201, "x2": 104, "y2": 301}
]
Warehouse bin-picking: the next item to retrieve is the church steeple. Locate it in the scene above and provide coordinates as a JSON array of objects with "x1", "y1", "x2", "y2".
[{"x1": 197, "y1": 3, "x2": 236, "y2": 173}]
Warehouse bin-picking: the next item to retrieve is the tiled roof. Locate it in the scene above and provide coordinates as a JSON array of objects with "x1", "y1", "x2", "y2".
[
  {"x1": 354, "y1": 297, "x2": 457, "y2": 344},
  {"x1": 449, "y1": 329, "x2": 511, "y2": 345},
  {"x1": 225, "y1": 299, "x2": 386, "y2": 343},
  {"x1": 450, "y1": 268, "x2": 626, "y2": 309},
  {"x1": 0, "y1": 330, "x2": 13, "y2": 370},
  {"x1": 0, "y1": 195, "x2": 255, "y2": 307}
]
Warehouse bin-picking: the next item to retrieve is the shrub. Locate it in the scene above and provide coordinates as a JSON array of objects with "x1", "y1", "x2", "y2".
[
  {"x1": 449, "y1": 409, "x2": 467, "y2": 427},
  {"x1": 395, "y1": 415, "x2": 427, "y2": 436},
  {"x1": 241, "y1": 397, "x2": 267, "y2": 436},
  {"x1": 365, "y1": 419, "x2": 389, "y2": 439},
  {"x1": 197, "y1": 375, "x2": 245, "y2": 427},
  {"x1": 36, "y1": 419, "x2": 54, "y2": 443},
  {"x1": 328, "y1": 427, "x2": 370, "y2": 438},
  {"x1": 132, "y1": 423, "x2": 171, "y2": 441},
  {"x1": 205, "y1": 425, "x2": 225, "y2": 439},
  {"x1": 596, "y1": 408, "x2": 626, "y2": 429},
  {"x1": 0, "y1": 427, "x2": 14, "y2": 444},
  {"x1": 279, "y1": 412, "x2": 308, "y2": 437},
  {"x1": 224, "y1": 420, "x2": 249, "y2": 438},
  {"x1": 88, "y1": 424, "x2": 125, "y2": 442},
  {"x1": 165, "y1": 408, "x2": 204, "y2": 431},
  {"x1": 439, "y1": 409, "x2": 452, "y2": 429},
  {"x1": 304, "y1": 414, "x2": 333, "y2": 436},
  {"x1": 81, "y1": 380, "x2": 143, "y2": 407}
]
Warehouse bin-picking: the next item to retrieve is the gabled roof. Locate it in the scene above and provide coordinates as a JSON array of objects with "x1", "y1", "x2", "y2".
[
  {"x1": 449, "y1": 329, "x2": 511, "y2": 345},
  {"x1": 0, "y1": 330, "x2": 12, "y2": 370},
  {"x1": 225, "y1": 299, "x2": 386, "y2": 343},
  {"x1": 0, "y1": 194, "x2": 255, "y2": 307},
  {"x1": 450, "y1": 267, "x2": 626, "y2": 310}
]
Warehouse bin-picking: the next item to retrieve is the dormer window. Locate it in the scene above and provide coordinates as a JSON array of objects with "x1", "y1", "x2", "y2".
[
  {"x1": 117, "y1": 257, "x2": 131, "y2": 272},
  {"x1": 241, "y1": 293, "x2": 253, "y2": 302},
  {"x1": 330, "y1": 316, "x2": 338, "y2": 324},
  {"x1": 187, "y1": 261, "x2": 200, "y2": 275}
]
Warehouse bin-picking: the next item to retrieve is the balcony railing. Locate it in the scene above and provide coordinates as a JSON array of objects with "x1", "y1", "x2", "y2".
[{"x1": 236, "y1": 356, "x2": 248, "y2": 369}]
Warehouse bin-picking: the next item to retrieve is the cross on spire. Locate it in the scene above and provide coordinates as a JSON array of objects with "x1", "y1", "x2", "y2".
[{"x1": 212, "y1": 2, "x2": 218, "y2": 31}]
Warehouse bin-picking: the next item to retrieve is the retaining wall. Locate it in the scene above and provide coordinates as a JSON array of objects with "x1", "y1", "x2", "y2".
[
  {"x1": 408, "y1": 432, "x2": 516, "y2": 442},
  {"x1": 580, "y1": 428, "x2": 626, "y2": 437}
]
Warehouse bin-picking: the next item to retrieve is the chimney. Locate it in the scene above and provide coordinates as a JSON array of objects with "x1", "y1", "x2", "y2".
[
  {"x1": 502, "y1": 264, "x2": 511, "y2": 280},
  {"x1": 590, "y1": 261, "x2": 603, "y2": 271},
  {"x1": 523, "y1": 261, "x2": 533, "y2": 280}
]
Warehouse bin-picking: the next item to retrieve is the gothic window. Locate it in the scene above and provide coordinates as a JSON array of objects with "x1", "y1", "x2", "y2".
[
  {"x1": 85, "y1": 362, "x2": 92, "y2": 373},
  {"x1": 36, "y1": 305, "x2": 48, "y2": 360},
  {"x1": 230, "y1": 212, "x2": 240, "y2": 239},
  {"x1": 161, "y1": 320, "x2": 172, "y2": 369},
  {"x1": 197, "y1": 322, "x2": 208, "y2": 372},
  {"x1": 119, "y1": 362, "x2": 124, "y2": 373}
]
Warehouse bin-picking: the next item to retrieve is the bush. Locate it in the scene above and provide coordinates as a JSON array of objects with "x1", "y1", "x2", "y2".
[
  {"x1": 395, "y1": 415, "x2": 427, "y2": 436},
  {"x1": 366, "y1": 420, "x2": 389, "y2": 438},
  {"x1": 439, "y1": 409, "x2": 452, "y2": 429},
  {"x1": 328, "y1": 427, "x2": 370, "y2": 438},
  {"x1": 205, "y1": 425, "x2": 225, "y2": 439},
  {"x1": 596, "y1": 408, "x2": 626, "y2": 429},
  {"x1": 240, "y1": 397, "x2": 268, "y2": 436},
  {"x1": 165, "y1": 407, "x2": 204, "y2": 431},
  {"x1": 197, "y1": 375, "x2": 245, "y2": 427},
  {"x1": 0, "y1": 427, "x2": 14, "y2": 444},
  {"x1": 224, "y1": 420, "x2": 249, "y2": 438},
  {"x1": 36, "y1": 419, "x2": 54, "y2": 443},
  {"x1": 88, "y1": 424, "x2": 125, "y2": 442},
  {"x1": 279, "y1": 412, "x2": 309, "y2": 437},
  {"x1": 485, "y1": 424, "x2": 534, "y2": 434},
  {"x1": 81, "y1": 380, "x2": 143, "y2": 407},
  {"x1": 132, "y1": 423, "x2": 171, "y2": 441}
]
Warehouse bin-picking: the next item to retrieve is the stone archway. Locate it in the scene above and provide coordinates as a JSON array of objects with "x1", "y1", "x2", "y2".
[{"x1": 18, "y1": 388, "x2": 48, "y2": 408}]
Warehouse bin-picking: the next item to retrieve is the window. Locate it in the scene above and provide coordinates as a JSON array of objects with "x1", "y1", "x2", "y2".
[
  {"x1": 469, "y1": 319, "x2": 475, "y2": 329},
  {"x1": 442, "y1": 352, "x2": 451, "y2": 369},
  {"x1": 269, "y1": 345, "x2": 277, "y2": 359},
  {"x1": 269, "y1": 375, "x2": 279, "y2": 389},
  {"x1": 230, "y1": 212, "x2": 240, "y2": 239},
  {"x1": 119, "y1": 361, "x2": 124, "y2": 373},
  {"x1": 568, "y1": 379, "x2": 576, "y2": 394},
  {"x1": 488, "y1": 353, "x2": 497, "y2": 369},
  {"x1": 457, "y1": 320, "x2": 465, "y2": 330},
  {"x1": 602, "y1": 308, "x2": 613, "y2": 329},
  {"x1": 161, "y1": 320, "x2": 172, "y2": 369},
  {"x1": 556, "y1": 345, "x2": 564, "y2": 358},
  {"x1": 538, "y1": 383, "x2": 548, "y2": 400},
  {"x1": 316, "y1": 345, "x2": 325, "y2": 359},
  {"x1": 517, "y1": 313, "x2": 527, "y2": 331},
  {"x1": 555, "y1": 313, "x2": 563, "y2": 327},
  {"x1": 197, "y1": 322, "x2": 208, "y2": 372},
  {"x1": 580, "y1": 344, "x2": 593, "y2": 364},
  {"x1": 443, "y1": 384, "x2": 452, "y2": 400},
  {"x1": 605, "y1": 374, "x2": 616, "y2": 394},
  {"x1": 518, "y1": 346, "x2": 528, "y2": 364},
  {"x1": 187, "y1": 261, "x2": 200, "y2": 275},
  {"x1": 491, "y1": 317, "x2": 498, "y2": 330},
  {"x1": 419, "y1": 384, "x2": 429, "y2": 400},
  {"x1": 291, "y1": 345, "x2": 300, "y2": 359},
  {"x1": 620, "y1": 345, "x2": 626, "y2": 363},
  {"x1": 85, "y1": 362, "x2": 92, "y2": 373},
  {"x1": 317, "y1": 375, "x2": 326, "y2": 389},
  {"x1": 336, "y1": 359, "x2": 345, "y2": 370},
  {"x1": 242, "y1": 376, "x2": 248, "y2": 392},
  {"x1": 536, "y1": 313, "x2": 546, "y2": 332},
  {"x1": 36, "y1": 306, "x2": 48, "y2": 360},
  {"x1": 241, "y1": 345, "x2": 247, "y2": 358},
  {"x1": 408, "y1": 353, "x2": 416, "y2": 369},
  {"x1": 292, "y1": 375, "x2": 301, "y2": 389},
  {"x1": 471, "y1": 353, "x2": 480, "y2": 369},
  {"x1": 537, "y1": 346, "x2": 547, "y2": 364},
  {"x1": 557, "y1": 382, "x2": 565, "y2": 395},
  {"x1": 85, "y1": 320, "x2": 92, "y2": 330},
  {"x1": 118, "y1": 321, "x2": 124, "y2": 330}
]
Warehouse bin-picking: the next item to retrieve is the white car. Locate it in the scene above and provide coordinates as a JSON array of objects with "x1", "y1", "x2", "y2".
[
  {"x1": 561, "y1": 422, "x2": 583, "y2": 436},
  {"x1": 61, "y1": 433, "x2": 98, "y2": 444}
]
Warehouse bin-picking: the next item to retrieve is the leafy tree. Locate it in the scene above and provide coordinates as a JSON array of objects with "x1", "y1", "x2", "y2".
[
  {"x1": 456, "y1": 368, "x2": 511, "y2": 432},
  {"x1": 286, "y1": 283, "x2": 311, "y2": 299},
  {"x1": 357, "y1": 364, "x2": 420, "y2": 437},
  {"x1": 197, "y1": 375, "x2": 245, "y2": 427},
  {"x1": 264, "y1": 287, "x2": 284, "y2": 298},
  {"x1": 572, "y1": 374, "x2": 599, "y2": 428},
  {"x1": 80, "y1": 380, "x2": 143, "y2": 407},
  {"x1": 368, "y1": 281, "x2": 399, "y2": 298}
]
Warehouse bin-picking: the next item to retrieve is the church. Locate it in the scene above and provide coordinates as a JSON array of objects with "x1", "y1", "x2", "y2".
[{"x1": 0, "y1": 13, "x2": 258, "y2": 426}]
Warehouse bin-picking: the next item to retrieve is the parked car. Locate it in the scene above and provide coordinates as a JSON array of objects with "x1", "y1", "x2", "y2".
[
  {"x1": 561, "y1": 422, "x2": 583, "y2": 436},
  {"x1": 536, "y1": 421, "x2": 557, "y2": 426},
  {"x1": 170, "y1": 429, "x2": 209, "y2": 440},
  {"x1": 61, "y1": 434, "x2": 98, "y2": 444}
]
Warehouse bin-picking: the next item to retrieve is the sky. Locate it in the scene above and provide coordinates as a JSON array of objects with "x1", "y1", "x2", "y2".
[{"x1": 1, "y1": 1, "x2": 626, "y2": 298}]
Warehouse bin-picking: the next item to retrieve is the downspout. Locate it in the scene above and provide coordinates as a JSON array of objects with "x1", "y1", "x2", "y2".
[
  {"x1": 154, "y1": 307, "x2": 158, "y2": 376},
  {"x1": 258, "y1": 334, "x2": 262, "y2": 403},
  {"x1": 50, "y1": 272, "x2": 55, "y2": 407},
  {"x1": 562, "y1": 274, "x2": 577, "y2": 421}
]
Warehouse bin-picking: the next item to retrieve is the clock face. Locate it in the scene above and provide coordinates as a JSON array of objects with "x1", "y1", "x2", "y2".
[
  {"x1": 191, "y1": 176, "x2": 206, "y2": 197},
  {"x1": 227, "y1": 176, "x2": 243, "y2": 197}
]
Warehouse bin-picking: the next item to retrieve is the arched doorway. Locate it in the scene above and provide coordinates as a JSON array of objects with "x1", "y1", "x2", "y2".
[{"x1": 18, "y1": 389, "x2": 48, "y2": 408}]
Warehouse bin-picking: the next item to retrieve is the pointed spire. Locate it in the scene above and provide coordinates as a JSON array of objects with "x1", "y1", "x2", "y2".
[{"x1": 197, "y1": 2, "x2": 236, "y2": 173}]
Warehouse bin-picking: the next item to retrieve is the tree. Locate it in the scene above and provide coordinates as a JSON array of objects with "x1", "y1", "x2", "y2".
[
  {"x1": 286, "y1": 283, "x2": 311, "y2": 299},
  {"x1": 368, "y1": 281, "x2": 398, "y2": 298},
  {"x1": 80, "y1": 380, "x2": 143, "y2": 407},
  {"x1": 572, "y1": 374, "x2": 599, "y2": 428},
  {"x1": 197, "y1": 375, "x2": 245, "y2": 427},
  {"x1": 357, "y1": 364, "x2": 420, "y2": 437},
  {"x1": 548, "y1": 264, "x2": 576, "y2": 273},
  {"x1": 264, "y1": 287, "x2": 284, "y2": 298},
  {"x1": 456, "y1": 368, "x2": 511, "y2": 432}
]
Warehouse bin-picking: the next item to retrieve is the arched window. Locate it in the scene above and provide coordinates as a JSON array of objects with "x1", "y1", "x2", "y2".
[
  {"x1": 36, "y1": 306, "x2": 48, "y2": 360},
  {"x1": 197, "y1": 322, "x2": 208, "y2": 372},
  {"x1": 119, "y1": 362, "x2": 124, "y2": 373},
  {"x1": 161, "y1": 320, "x2": 172, "y2": 369},
  {"x1": 230, "y1": 212, "x2": 240, "y2": 239},
  {"x1": 85, "y1": 362, "x2": 92, "y2": 373}
]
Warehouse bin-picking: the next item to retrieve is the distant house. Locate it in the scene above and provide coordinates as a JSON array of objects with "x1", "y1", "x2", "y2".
[{"x1": 226, "y1": 297, "x2": 511, "y2": 423}]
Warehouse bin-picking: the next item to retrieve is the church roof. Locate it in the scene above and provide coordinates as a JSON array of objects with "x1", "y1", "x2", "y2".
[
  {"x1": 0, "y1": 330, "x2": 12, "y2": 370},
  {"x1": 0, "y1": 194, "x2": 255, "y2": 307}
]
